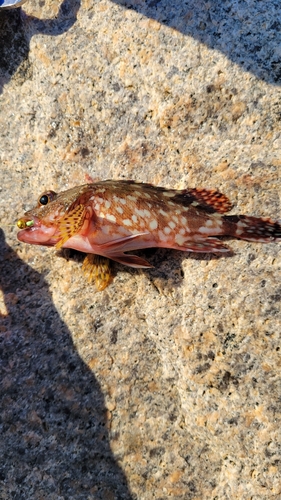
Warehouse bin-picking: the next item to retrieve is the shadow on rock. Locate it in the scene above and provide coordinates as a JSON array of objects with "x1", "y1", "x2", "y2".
[
  {"x1": 0, "y1": 228, "x2": 133, "y2": 500},
  {"x1": 0, "y1": 0, "x2": 80, "y2": 94},
  {"x1": 112, "y1": 0, "x2": 281, "y2": 85},
  {"x1": 1, "y1": 0, "x2": 280, "y2": 95}
]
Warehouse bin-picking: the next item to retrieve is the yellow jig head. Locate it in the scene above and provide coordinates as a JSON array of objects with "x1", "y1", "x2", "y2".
[{"x1": 17, "y1": 219, "x2": 34, "y2": 229}]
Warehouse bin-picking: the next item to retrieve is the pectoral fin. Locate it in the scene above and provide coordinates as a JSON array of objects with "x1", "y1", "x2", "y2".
[{"x1": 55, "y1": 204, "x2": 87, "y2": 249}]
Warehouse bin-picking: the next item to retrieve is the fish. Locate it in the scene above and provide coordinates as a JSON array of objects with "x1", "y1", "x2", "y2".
[{"x1": 17, "y1": 180, "x2": 281, "y2": 290}]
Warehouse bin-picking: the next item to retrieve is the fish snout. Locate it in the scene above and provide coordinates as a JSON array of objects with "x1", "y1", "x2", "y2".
[{"x1": 17, "y1": 216, "x2": 57, "y2": 245}]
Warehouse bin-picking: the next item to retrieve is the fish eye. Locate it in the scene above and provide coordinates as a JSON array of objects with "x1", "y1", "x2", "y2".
[
  {"x1": 38, "y1": 190, "x2": 57, "y2": 207},
  {"x1": 39, "y1": 195, "x2": 49, "y2": 205}
]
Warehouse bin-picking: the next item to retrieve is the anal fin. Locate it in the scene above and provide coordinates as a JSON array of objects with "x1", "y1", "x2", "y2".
[{"x1": 174, "y1": 238, "x2": 231, "y2": 254}]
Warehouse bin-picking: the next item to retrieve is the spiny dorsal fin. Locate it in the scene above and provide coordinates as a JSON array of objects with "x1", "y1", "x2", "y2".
[{"x1": 55, "y1": 204, "x2": 87, "y2": 249}]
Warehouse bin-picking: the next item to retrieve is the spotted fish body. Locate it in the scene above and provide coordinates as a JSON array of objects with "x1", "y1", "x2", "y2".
[{"x1": 17, "y1": 180, "x2": 281, "y2": 288}]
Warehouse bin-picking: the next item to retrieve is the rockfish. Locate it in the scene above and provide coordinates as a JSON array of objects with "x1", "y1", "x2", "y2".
[{"x1": 17, "y1": 180, "x2": 281, "y2": 289}]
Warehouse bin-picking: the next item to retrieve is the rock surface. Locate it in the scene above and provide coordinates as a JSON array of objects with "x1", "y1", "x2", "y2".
[{"x1": 0, "y1": 1, "x2": 280, "y2": 498}]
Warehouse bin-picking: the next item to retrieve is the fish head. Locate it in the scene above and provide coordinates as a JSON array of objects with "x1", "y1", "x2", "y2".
[
  {"x1": 17, "y1": 184, "x2": 91, "y2": 246},
  {"x1": 17, "y1": 190, "x2": 67, "y2": 246}
]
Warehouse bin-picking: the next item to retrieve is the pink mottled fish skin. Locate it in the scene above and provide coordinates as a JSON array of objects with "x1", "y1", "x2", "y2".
[{"x1": 17, "y1": 180, "x2": 281, "y2": 268}]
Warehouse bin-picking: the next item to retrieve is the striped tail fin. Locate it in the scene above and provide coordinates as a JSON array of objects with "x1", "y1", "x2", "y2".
[{"x1": 223, "y1": 215, "x2": 281, "y2": 243}]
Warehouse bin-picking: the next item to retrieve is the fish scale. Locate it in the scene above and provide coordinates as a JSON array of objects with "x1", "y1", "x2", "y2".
[{"x1": 17, "y1": 180, "x2": 281, "y2": 289}]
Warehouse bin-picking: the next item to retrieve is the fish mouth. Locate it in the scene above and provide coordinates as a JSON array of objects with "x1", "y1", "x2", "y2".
[{"x1": 17, "y1": 216, "x2": 58, "y2": 246}]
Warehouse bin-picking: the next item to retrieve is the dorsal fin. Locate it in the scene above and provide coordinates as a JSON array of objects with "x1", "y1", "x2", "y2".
[
  {"x1": 173, "y1": 188, "x2": 232, "y2": 214},
  {"x1": 98, "y1": 180, "x2": 232, "y2": 214}
]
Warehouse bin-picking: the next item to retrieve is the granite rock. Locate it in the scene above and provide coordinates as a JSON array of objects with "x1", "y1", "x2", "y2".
[{"x1": 0, "y1": 1, "x2": 280, "y2": 498}]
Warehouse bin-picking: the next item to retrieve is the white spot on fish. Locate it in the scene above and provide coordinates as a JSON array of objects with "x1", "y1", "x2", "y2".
[
  {"x1": 119, "y1": 226, "x2": 129, "y2": 235},
  {"x1": 132, "y1": 214, "x2": 138, "y2": 223},
  {"x1": 172, "y1": 215, "x2": 179, "y2": 223},
  {"x1": 181, "y1": 217, "x2": 187, "y2": 225},
  {"x1": 205, "y1": 219, "x2": 213, "y2": 227},
  {"x1": 163, "y1": 192, "x2": 175, "y2": 197},
  {"x1": 149, "y1": 219, "x2": 158, "y2": 230},
  {"x1": 214, "y1": 217, "x2": 223, "y2": 226},
  {"x1": 128, "y1": 195, "x2": 137, "y2": 202},
  {"x1": 120, "y1": 198, "x2": 127, "y2": 205},
  {"x1": 179, "y1": 228, "x2": 185, "y2": 235},
  {"x1": 102, "y1": 225, "x2": 111, "y2": 235},
  {"x1": 105, "y1": 200, "x2": 111, "y2": 209},
  {"x1": 164, "y1": 226, "x2": 171, "y2": 235},
  {"x1": 158, "y1": 230, "x2": 168, "y2": 242},
  {"x1": 159, "y1": 209, "x2": 168, "y2": 217},
  {"x1": 198, "y1": 226, "x2": 213, "y2": 234},
  {"x1": 167, "y1": 201, "x2": 175, "y2": 206},
  {"x1": 143, "y1": 209, "x2": 151, "y2": 218},
  {"x1": 116, "y1": 206, "x2": 124, "y2": 214},
  {"x1": 175, "y1": 234, "x2": 186, "y2": 246},
  {"x1": 105, "y1": 213, "x2": 116, "y2": 223},
  {"x1": 169, "y1": 221, "x2": 176, "y2": 229},
  {"x1": 136, "y1": 209, "x2": 145, "y2": 217},
  {"x1": 235, "y1": 220, "x2": 247, "y2": 236},
  {"x1": 123, "y1": 219, "x2": 133, "y2": 226}
]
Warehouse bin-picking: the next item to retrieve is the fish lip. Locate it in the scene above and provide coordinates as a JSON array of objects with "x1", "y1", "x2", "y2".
[{"x1": 17, "y1": 216, "x2": 58, "y2": 245}]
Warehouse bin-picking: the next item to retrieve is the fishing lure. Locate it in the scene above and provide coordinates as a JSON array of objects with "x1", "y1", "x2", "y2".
[{"x1": 17, "y1": 180, "x2": 281, "y2": 290}]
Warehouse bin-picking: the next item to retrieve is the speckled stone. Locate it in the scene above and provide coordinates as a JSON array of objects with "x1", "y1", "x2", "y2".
[{"x1": 0, "y1": 1, "x2": 280, "y2": 499}]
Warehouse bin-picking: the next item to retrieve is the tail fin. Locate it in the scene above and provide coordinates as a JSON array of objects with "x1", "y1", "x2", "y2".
[{"x1": 223, "y1": 215, "x2": 281, "y2": 243}]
